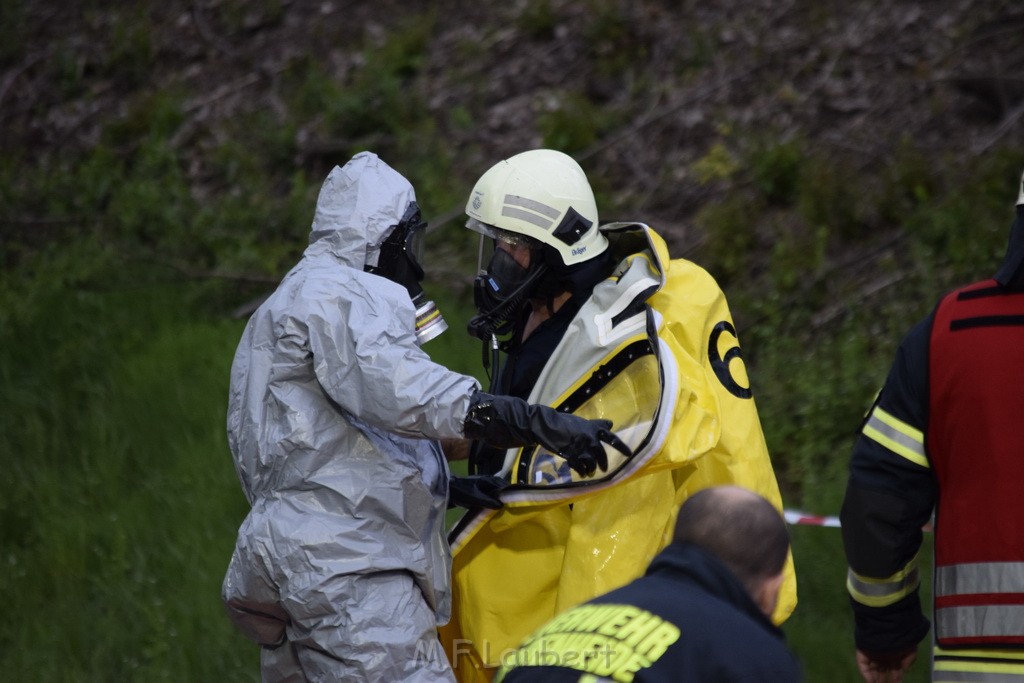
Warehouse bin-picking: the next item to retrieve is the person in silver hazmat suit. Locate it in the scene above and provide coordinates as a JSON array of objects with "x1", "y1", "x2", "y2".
[{"x1": 221, "y1": 151, "x2": 626, "y2": 682}]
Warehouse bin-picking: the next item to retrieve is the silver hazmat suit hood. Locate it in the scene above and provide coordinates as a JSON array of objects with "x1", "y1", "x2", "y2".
[
  {"x1": 308, "y1": 151, "x2": 448, "y2": 343},
  {"x1": 307, "y1": 150, "x2": 415, "y2": 267}
]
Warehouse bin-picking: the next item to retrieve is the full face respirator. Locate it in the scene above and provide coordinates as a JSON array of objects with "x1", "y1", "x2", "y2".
[
  {"x1": 468, "y1": 240, "x2": 550, "y2": 341},
  {"x1": 366, "y1": 202, "x2": 448, "y2": 344},
  {"x1": 465, "y1": 217, "x2": 557, "y2": 342}
]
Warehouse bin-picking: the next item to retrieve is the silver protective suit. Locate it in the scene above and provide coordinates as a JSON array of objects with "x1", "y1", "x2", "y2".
[{"x1": 221, "y1": 152, "x2": 478, "y2": 682}]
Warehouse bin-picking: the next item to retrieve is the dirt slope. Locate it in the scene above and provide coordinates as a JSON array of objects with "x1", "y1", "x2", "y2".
[{"x1": 3, "y1": 1, "x2": 1023, "y2": 258}]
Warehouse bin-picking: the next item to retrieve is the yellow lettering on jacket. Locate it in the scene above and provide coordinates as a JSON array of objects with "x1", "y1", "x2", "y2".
[
  {"x1": 503, "y1": 604, "x2": 680, "y2": 682},
  {"x1": 617, "y1": 610, "x2": 663, "y2": 648}
]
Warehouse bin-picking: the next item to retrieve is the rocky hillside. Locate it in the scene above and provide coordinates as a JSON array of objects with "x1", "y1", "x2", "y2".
[{"x1": 4, "y1": 0, "x2": 1023, "y2": 289}]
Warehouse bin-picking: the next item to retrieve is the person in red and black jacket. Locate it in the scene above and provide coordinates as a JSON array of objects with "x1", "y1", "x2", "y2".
[{"x1": 841, "y1": 170, "x2": 1024, "y2": 683}]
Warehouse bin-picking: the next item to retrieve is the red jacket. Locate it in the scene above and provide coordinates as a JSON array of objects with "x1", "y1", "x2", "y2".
[{"x1": 929, "y1": 280, "x2": 1024, "y2": 646}]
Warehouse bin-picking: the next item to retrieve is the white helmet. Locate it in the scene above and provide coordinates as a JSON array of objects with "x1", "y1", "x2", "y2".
[{"x1": 465, "y1": 149, "x2": 608, "y2": 266}]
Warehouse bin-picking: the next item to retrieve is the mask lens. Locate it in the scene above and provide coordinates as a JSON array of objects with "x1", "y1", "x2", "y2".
[
  {"x1": 407, "y1": 228, "x2": 424, "y2": 262},
  {"x1": 404, "y1": 223, "x2": 426, "y2": 280},
  {"x1": 486, "y1": 246, "x2": 531, "y2": 294},
  {"x1": 366, "y1": 205, "x2": 427, "y2": 290}
]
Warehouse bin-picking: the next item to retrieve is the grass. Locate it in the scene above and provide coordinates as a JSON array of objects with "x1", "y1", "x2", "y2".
[{"x1": 0, "y1": 279, "x2": 257, "y2": 680}]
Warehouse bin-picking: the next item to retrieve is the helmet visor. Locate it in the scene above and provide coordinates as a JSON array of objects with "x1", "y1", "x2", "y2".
[
  {"x1": 466, "y1": 218, "x2": 540, "y2": 247},
  {"x1": 468, "y1": 217, "x2": 541, "y2": 273}
]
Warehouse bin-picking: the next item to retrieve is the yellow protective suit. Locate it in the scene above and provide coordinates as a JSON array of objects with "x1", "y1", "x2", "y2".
[{"x1": 440, "y1": 223, "x2": 796, "y2": 682}]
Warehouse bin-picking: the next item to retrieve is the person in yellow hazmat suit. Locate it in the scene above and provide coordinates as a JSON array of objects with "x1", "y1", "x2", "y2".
[{"x1": 440, "y1": 149, "x2": 797, "y2": 682}]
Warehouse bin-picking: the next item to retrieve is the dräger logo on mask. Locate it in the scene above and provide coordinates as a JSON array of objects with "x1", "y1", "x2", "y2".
[{"x1": 572, "y1": 246, "x2": 587, "y2": 257}]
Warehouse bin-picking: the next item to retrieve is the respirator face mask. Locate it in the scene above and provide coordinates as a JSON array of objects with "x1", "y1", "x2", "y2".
[
  {"x1": 366, "y1": 202, "x2": 448, "y2": 344},
  {"x1": 467, "y1": 233, "x2": 548, "y2": 341}
]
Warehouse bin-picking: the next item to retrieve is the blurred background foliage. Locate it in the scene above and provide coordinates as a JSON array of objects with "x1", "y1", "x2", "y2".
[{"x1": 1, "y1": 0, "x2": 1022, "y2": 680}]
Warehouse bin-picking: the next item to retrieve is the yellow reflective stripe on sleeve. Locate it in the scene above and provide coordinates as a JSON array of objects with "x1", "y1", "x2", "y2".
[
  {"x1": 847, "y1": 550, "x2": 922, "y2": 607},
  {"x1": 862, "y1": 406, "x2": 929, "y2": 469}
]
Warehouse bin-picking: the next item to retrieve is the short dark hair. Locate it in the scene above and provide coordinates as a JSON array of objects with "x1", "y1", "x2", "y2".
[{"x1": 672, "y1": 486, "x2": 790, "y2": 596}]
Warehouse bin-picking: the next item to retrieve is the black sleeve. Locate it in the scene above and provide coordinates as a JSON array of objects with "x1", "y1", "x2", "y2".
[{"x1": 840, "y1": 313, "x2": 937, "y2": 653}]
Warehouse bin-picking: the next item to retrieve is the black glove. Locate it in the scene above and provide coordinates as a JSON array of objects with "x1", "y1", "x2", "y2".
[
  {"x1": 448, "y1": 474, "x2": 508, "y2": 510},
  {"x1": 463, "y1": 390, "x2": 630, "y2": 477}
]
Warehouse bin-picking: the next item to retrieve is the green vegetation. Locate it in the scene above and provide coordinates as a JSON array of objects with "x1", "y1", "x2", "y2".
[
  {"x1": 0, "y1": 268, "x2": 254, "y2": 680},
  {"x1": 2, "y1": 5, "x2": 1022, "y2": 681}
]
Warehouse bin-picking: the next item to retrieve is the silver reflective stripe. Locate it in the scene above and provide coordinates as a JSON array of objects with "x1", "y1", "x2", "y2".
[
  {"x1": 502, "y1": 194, "x2": 558, "y2": 230},
  {"x1": 847, "y1": 566, "x2": 919, "y2": 600},
  {"x1": 936, "y1": 563, "x2": 1024, "y2": 597},
  {"x1": 504, "y1": 194, "x2": 561, "y2": 219},
  {"x1": 502, "y1": 206, "x2": 553, "y2": 229},
  {"x1": 936, "y1": 605, "x2": 1024, "y2": 639}
]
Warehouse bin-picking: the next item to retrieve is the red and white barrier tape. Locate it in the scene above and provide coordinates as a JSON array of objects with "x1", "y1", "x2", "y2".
[
  {"x1": 784, "y1": 509, "x2": 933, "y2": 532},
  {"x1": 784, "y1": 510, "x2": 841, "y2": 527}
]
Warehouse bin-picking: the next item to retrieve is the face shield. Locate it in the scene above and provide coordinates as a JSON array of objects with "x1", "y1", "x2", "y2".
[{"x1": 366, "y1": 202, "x2": 448, "y2": 344}]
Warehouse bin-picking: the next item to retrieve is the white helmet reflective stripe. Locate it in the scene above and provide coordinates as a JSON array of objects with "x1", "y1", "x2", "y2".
[{"x1": 466, "y1": 149, "x2": 609, "y2": 266}]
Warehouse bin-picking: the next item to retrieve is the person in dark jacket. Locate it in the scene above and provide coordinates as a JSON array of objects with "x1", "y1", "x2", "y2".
[
  {"x1": 495, "y1": 485, "x2": 802, "y2": 682},
  {"x1": 840, "y1": 170, "x2": 1024, "y2": 682}
]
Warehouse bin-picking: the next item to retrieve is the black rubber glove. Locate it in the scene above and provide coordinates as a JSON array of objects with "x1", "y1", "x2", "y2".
[
  {"x1": 462, "y1": 390, "x2": 630, "y2": 477},
  {"x1": 448, "y1": 474, "x2": 508, "y2": 510}
]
